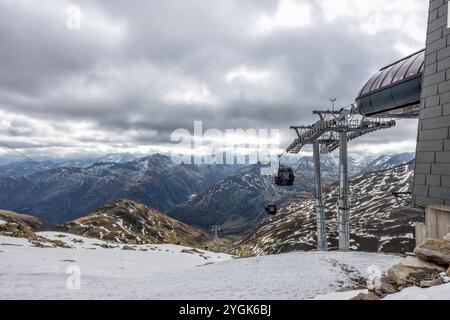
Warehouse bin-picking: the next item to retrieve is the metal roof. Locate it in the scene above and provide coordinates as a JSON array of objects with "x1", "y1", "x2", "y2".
[{"x1": 356, "y1": 49, "x2": 425, "y2": 118}]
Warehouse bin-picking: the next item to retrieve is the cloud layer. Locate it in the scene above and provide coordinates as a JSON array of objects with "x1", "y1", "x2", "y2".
[{"x1": 0, "y1": 0, "x2": 428, "y2": 159}]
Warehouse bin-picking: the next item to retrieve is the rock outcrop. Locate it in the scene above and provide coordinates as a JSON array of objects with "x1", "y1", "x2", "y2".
[
  {"x1": 368, "y1": 241, "x2": 450, "y2": 298},
  {"x1": 0, "y1": 210, "x2": 54, "y2": 231},
  {"x1": 387, "y1": 262, "x2": 444, "y2": 287},
  {"x1": 414, "y1": 239, "x2": 450, "y2": 266},
  {"x1": 420, "y1": 279, "x2": 443, "y2": 288},
  {"x1": 351, "y1": 293, "x2": 380, "y2": 301},
  {"x1": 0, "y1": 220, "x2": 39, "y2": 240}
]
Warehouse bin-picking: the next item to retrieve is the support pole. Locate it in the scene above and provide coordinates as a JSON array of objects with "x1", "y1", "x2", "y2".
[
  {"x1": 338, "y1": 131, "x2": 350, "y2": 251},
  {"x1": 212, "y1": 225, "x2": 220, "y2": 245},
  {"x1": 313, "y1": 143, "x2": 328, "y2": 251}
]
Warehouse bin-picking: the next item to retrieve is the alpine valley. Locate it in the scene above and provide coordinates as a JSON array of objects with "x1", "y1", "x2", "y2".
[{"x1": 0, "y1": 152, "x2": 417, "y2": 253}]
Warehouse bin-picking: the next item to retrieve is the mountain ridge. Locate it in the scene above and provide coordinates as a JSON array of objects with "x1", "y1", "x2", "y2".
[
  {"x1": 0, "y1": 154, "x2": 240, "y2": 223},
  {"x1": 63, "y1": 199, "x2": 213, "y2": 248}
]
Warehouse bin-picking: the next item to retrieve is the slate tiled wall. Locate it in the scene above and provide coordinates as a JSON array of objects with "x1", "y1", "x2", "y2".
[{"x1": 413, "y1": 0, "x2": 450, "y2": 205}]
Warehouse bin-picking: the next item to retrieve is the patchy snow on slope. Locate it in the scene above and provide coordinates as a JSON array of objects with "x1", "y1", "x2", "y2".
[
  {"x1": 0, "y1": 219, "x2": 6, "y2": 225},
  {"x1": 235, "y1": 163, "x2": 419, "y2": 256},
  {"x1": 0, "y1": 235, "x2": 31, "y2": 247},
  {"x1": 0, "y1": 234, "x2": 401, "y2": 300}
]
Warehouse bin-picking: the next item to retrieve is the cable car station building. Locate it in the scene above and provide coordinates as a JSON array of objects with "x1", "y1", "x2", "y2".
[
  {"x1": 414, "y1": 0, "x2": 450, "y2": 242},
  {"x1": 358, "y1": 0, "x2": 450, "y2": 244}
]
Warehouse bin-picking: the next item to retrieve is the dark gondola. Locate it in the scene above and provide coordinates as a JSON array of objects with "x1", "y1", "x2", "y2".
[
  {"x1": 265, "y1": 204, "x2": 278, "y2": 216},
  {"x1": 275, "y1": 167, "x2": 295, "y2": 186}
]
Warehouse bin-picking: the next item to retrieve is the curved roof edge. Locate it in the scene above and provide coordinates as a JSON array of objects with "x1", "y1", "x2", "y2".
[{"x1": 356, "y1": 49, "x2": 425, "y2": 118}]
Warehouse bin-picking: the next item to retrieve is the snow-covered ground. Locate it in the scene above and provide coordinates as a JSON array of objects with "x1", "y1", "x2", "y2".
[
  {"x1": 0, "y1": 233, "x2": 404, "y2": 300},
  {"x1": 10, "y1": 231, "x2": 450, "y2": 301},
  {"x1": 384, "y1": 284, "x2": 450, "y2": 300},
  {"x1": 320, "y1": 283, "x2": 450, "y2": 300}
]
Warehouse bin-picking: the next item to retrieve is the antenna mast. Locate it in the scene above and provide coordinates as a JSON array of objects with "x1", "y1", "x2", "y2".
[{"x1": 330, "y1": 97, "x2": 337, "y2": 113}]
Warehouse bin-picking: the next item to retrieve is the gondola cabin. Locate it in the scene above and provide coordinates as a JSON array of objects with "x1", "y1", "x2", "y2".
[
  {"x1": 275, "y1": 167, "x2": 295, "y2": 186},
  {"x1": 265, "y1": 204, "x2": 278, "y2": 216}
]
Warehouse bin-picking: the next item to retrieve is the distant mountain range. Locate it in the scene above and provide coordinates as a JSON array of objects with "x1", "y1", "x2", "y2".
[
  {"x1": 0, "y1": 154, "x2": 240, "y2": 224},
  {"x1": 0, "y1": 153, "x2": 140, "y2": 177},
  {"x1": 358, "y1": 153, "x2": 415, "y2": 175},
  {"x1": 168, "y1": 153, "x2": 415, "y2": 236},
  {"x1": 0, "y1": 160, "x2": 57, "y2": 178},
  {"x1": 0, "y1": 152, "x2": 416, "y2": 238},
  {"x1": 234, "y1": 162, "x2": 421, "y2": 256}
]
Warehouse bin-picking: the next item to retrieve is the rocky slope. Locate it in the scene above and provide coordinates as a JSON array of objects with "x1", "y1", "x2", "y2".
[
  {"x1": 0, "y1": 154, "x2": 238, "y2": 223},
  {"x1": 0, "y1": 211, "x2": 64, "y2": 247},
  {"x1": 0, "y1": 210, "x2": 54, "y2": 231},
  {"x1": 168, "y1": 163, "x2": 281, "y2": 236},
  {"x1": 234, "y1": 162, "x2": 422, "y2": 256},
  {"x1": 63, "y1": 200, "x2": 213, "y2": 248},
  {"x1": 0, "y1": 214, "x2": 40, "y2": 241}
]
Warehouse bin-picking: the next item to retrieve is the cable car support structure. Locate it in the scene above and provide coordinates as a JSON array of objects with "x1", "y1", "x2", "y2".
[{"x1": 284, "y1": 106, "x2": 397, "y2": 251}]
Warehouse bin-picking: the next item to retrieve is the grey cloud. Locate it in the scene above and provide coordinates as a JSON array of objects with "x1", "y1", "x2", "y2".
[{"x1": 0, "y1": 0, "x2": 427, "y2": 157}]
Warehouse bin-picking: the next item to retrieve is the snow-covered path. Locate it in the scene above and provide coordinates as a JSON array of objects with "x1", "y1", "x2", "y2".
[{"x1": 0, "y1": 233, "x2": 402, "y2": 300}]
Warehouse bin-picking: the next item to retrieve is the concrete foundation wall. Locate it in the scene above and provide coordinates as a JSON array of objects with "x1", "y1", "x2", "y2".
[{"x1": 416, "y1": 205, "x2": 450, "y2": 246}]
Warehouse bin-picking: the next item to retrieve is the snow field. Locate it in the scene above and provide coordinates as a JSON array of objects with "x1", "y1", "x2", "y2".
[{"x1": 0, "y1": 233, "x2": 401, "y2": 300}]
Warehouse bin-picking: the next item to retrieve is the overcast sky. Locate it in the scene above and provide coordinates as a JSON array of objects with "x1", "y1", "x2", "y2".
[{"x1": 0, "y1": 0, "x2": 429, "y2": 160}]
